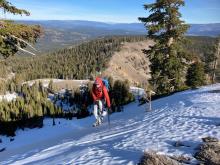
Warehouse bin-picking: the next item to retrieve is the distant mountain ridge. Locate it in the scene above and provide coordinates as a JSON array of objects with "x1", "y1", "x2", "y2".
[
  {"x1": 17, "y1": 20, "x2": 220, "y2": 36},
  {"x1": 188, "y1": 23, "x2": 220, "y2": 36},
  {"x1": 15, "y1": 20, "x2": 220, "y2": 53},
  {"x1": 17, "y1": 20, "x2": 146, "y2": 33}
]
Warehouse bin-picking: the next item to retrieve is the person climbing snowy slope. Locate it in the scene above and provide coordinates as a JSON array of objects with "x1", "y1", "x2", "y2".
[{"x1": 92, "y1": 77, "x2": 111, "y2": 127}]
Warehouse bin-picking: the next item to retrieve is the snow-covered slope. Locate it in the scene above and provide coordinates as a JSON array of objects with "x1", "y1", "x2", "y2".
[{"x1": 0, "y1": 84, "x2": 220, "y2": 165}]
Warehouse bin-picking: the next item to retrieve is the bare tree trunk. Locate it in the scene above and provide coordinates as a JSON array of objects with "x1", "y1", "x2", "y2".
[
  {"x1": 212, "y1": 41, "x2": 220, "y2": 83},
  {"x1": 146, "y1": 91, "x2": 153, "y2": 112},
  {"x1": 148, "y1": 93, "x2": 152, "y2": 112}
]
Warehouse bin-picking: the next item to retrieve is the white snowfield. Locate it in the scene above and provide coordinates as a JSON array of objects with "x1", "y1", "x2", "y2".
[
  {"x1": 23, "y1": 79, "x2": 89, "y2": 88},
  {"x1": 23, "y1": 79, "x2": 64, "y2": 87},
  {"x1": 0, "y1": 92, "x2": 17, "y2": 102},
  {"x1": 0, "y1": 84, "x2": 220, "y2": 165}
]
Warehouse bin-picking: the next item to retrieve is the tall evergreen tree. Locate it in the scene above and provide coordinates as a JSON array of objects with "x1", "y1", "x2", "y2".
[
  {"x1": 0, "y1": 0, "x2": 42, "y2": 58},
  {"x1": 139, "y1": 0, "x2": 190, "y2": 94}
]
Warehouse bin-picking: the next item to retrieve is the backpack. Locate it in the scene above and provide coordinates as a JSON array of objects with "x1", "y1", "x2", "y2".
[{"x1": 102, "y1": 78, "x2": 110, "y2": 91}]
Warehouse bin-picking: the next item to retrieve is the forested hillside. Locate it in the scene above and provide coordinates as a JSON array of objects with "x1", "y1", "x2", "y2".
[
  {"x1": 1, "y1": 36, "x2": 146, "y2": 83},
  {"x1": 1, "y1": 35, "x2": 218, "y2": 85},
  {"x1": 182, "y1": 36, "x2": 217, "y2": 60},
  {"x1": 182, "y1": 36, "x2": 219, "y2": 81}
]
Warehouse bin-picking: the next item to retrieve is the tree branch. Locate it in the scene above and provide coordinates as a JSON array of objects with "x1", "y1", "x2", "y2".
[
  {"x1": 1, "y1": 35, "x2": 36, "y2": 56},
  {"x1": 10, "y1": 35, "x2": 37, "y2": 51}
]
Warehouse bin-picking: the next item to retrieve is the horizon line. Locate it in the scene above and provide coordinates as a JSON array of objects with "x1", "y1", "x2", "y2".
[{"x1": 4, "y1": 18, "x2": 220, "y2": 25}]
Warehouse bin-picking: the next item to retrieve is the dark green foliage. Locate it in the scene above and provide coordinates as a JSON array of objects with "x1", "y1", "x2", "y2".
[
  {"x1": 76, "y1": 104, "x2": 90, "y2": 119},
  {"x1": 182, "y1": 36, "x2": 219, "y2": 77},
  {"x1": 110, "y1": 79, "x2": 134, "y2": 112},
  {"x1": 186, "y1": 62, "x2": 206, "y2": 88},
  {"x1": 0, "y1": 0, "x2": 30, "y2": 15},
  {"x1": 0, "y1": 82, "x2": 62, "y2": 136},
  {"x1": 73, "y1": 85, "x2": 93, "y2": 119},
  {"x1": 52, "y1": 84, "x2": 93, "y2": 119},
  {"x1": 139, "y1": 0, "x2": 190, "y2": 95},
  {"x1": 182, "y1": 36, "x2": 217, "y2": 60}
]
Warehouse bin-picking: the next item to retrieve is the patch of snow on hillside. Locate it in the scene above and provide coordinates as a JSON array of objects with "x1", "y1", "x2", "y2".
[
  {"x1": 24, "y1": 79, "x2": 90, "y2": 88},
  {"x1": 130, "y1": 86, "x2": 145, "y2": 96},
  {"x1": 0, "y1": 92, "x2": 17, "y2": 102},
  {"x1": 23, "y1": 79, "x2": 65, "y2": 87}
]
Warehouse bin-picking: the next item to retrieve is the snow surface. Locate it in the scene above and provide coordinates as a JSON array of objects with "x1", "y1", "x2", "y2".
[
  {"x1": 24, "y1": 79, "x2": 89, "y2": 88},
  {"x1": 23, "y1": 79, "x2": 65, "y2": 87},
  {"x1": 0, "y1": 92, "x2": 17, "y2": 102},
  {"x1": 0, "y1": 84, "x2": 220, "y2": 165},
  {"x1": 130, "y1": 87, "x2": 145, "y2": 97}
]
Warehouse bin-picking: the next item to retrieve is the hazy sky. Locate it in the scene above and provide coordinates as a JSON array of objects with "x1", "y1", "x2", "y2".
[{"x1": 2, "y1": 0, "x2": 220, "y2": 23}]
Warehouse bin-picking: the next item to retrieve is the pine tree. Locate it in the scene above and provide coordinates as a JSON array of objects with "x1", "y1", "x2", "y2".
[
  {"x1": 139, "y1": 0, "x2": 190, "y2": 95},
  {"x1": 186, "y1": 62, "x2": 206, "y2": 88},
  {"x1": 0, "y1": 0, "x2": 42, "y2": 58}
]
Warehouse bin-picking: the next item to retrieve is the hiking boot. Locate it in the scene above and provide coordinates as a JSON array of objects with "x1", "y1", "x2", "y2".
[
  {"x1": 100, "y1": 116, "x2": 104, "y2": 123},
  {"x1": 93, "y1": 120, "x2": 100, "y2": 127}
]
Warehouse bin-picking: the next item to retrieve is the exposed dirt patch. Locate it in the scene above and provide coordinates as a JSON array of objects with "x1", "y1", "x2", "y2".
[{"x1": 103, "y1": 40, "x2": 153, "y2": 86}]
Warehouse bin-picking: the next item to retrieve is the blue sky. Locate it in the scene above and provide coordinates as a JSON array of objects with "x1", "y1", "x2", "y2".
[{"x1": 3, "y1": 0, "x2": 220, "y2": 23}]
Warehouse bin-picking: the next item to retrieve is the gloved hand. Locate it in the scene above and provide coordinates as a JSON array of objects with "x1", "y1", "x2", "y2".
[{"x1": 107, "y1": 107, "x2": 112, "y2": 114}]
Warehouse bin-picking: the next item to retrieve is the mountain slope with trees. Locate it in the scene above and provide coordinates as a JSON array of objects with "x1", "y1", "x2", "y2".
[
  {"x1": 0, "y1": 35, "x2": 218, "y2": 92},
  {"x1": 2, "y1": 36, "x2": 146, "y2": 83}
]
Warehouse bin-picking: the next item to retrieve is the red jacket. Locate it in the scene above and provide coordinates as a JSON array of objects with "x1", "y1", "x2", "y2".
[{"x1": 92, "y1": 77, "x2": 111, "y2": 108}]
